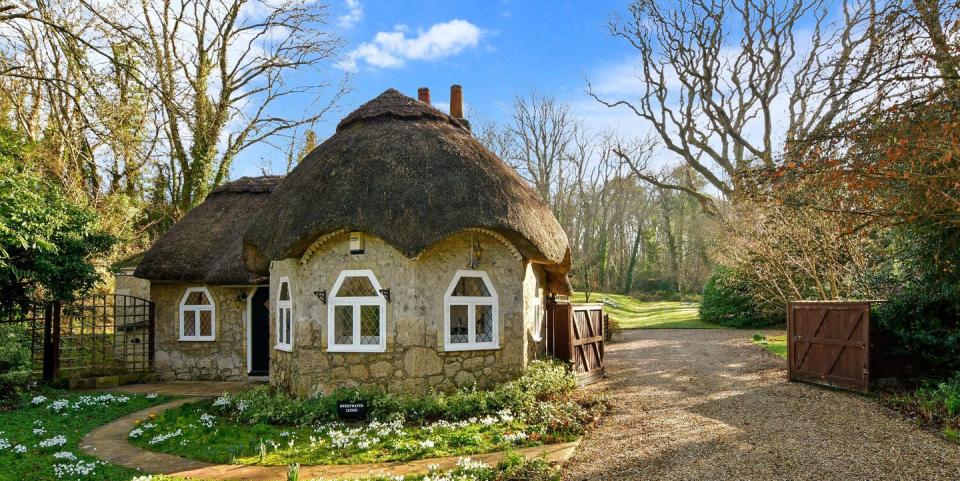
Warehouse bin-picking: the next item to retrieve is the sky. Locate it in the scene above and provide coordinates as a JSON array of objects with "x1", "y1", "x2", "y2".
[{"x1": 232, "y1": 0, "x2": 641, "y2": 177}]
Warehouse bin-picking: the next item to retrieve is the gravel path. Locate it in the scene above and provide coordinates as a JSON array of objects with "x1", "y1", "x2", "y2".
[{"x1": 562, "y1": 329, "x2": 960, "y2": 481}]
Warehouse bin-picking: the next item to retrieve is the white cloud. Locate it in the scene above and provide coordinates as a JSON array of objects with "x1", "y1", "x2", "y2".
[
  {"x1": 339, "y1": 19, "x2": 482, "y2": 71},
  {"x1": 338, "y1": 0, "x2": 363, "y2": 29}
]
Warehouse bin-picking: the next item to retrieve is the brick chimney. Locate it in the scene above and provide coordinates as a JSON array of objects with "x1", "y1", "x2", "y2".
[
  {"x1": 450, "y1": 84, "x2": 463, "y2": 119},
  {"x1": 417, "y1": 87, "x2": 430, "y2": 105}
]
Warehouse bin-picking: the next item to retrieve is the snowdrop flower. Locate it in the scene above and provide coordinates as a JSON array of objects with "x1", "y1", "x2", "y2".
[
  {"x1": 479, "y1": 416, "x2": 497, "y2": 426},
  {"x1": 52, "y1": 460, "x2": 98, "y2": 478},
  {"x1": 0, "y1": 438, "x2": 9, "y2": 449},
  {"x1": 419, "y1": 439, "x2": 435, "y2": 449},
  {"x1": 212, "y1": 396, "x2": 230, "y2": 408},
  {"x1": 146, "y1": 393, "x2": 158, "y2": 399},
  {"x1": 33, "y1": 427, "x2": 46, "y2": 436},
  {"x1": 38, "y1": 435, "x2": 67, "y2": 448},
  {"x1": 50, "y1": 400, "x2": 69, "y2": 412},
  {"x1": 13, "y1": 444, "x2": 27, "y2": 454},
  {"x1": 147, "y1": 429, "x2": 182, "y2": 445},
  {"x1": 31, "y1": 395, "x2": 47, "y2": 405},
  {"x1": 52, "y1": 451, "x2": 77, "y2": 460},
  {"x1": 129, "y1": 428, "x2": 144, "y2": 439},
  {"x1": 199, "y1": 413, "x2": 216, "y2": 428}
]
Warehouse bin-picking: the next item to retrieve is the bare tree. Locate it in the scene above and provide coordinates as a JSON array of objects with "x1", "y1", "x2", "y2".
[
  {"x1": 592, "y1": 0, "x2": 898, "y2": 202},
  {"x1": 91, "y1": 0, "x2": 348, "y2": 211}
]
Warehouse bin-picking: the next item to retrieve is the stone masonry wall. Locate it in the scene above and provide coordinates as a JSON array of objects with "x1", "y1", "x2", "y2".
[
  {"x1": 152, "y1": 283, "x2": 249, "y2": 381},
  {"x1": 269, "y1": 231, "x2": 543, "y2": 397}
]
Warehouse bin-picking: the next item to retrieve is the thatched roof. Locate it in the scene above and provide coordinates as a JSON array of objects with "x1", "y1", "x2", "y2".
[
  {"x1": 243, "y1": 89, "x2": 572, "y2": 293},
  {"x1": 135, "y1": 176, "x2": 283, "y2": 284}
]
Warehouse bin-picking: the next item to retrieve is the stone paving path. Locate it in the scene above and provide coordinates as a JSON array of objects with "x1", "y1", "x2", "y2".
[
  {"x1": 80, "y1": 381, "x2": 578, "y2": 481},
  {"x1": 561, "y1": 329, "x2": 960, "y2": 481}
]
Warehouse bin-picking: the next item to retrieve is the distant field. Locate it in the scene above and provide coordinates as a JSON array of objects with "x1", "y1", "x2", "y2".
[
  {"x1": 752, "y1": 334, "x2": 787, "y2": 358},
  {"x1": 570, "y1": 292, "x2": 722, "y2": 329}
]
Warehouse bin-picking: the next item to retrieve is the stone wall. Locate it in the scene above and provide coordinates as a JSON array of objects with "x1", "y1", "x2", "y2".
[
  {"x1": 269, "y1": 230, "x2": 544, "y2": 397},
  {"x1": 151, "y1": 283, "x2": 250, "y2": 381}
]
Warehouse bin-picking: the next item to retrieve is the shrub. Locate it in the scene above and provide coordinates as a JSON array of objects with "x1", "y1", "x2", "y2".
[
  {"x1": 700, "y1": 267, "x2": 782, "y2": 328},
  {"x1": 889, "y1": 372, "x2": 960, "y2": 435},
  {"x1": 869, "y1": 225, "x2": 960, "y2": 375},
  {"x1": 0, "y1": 323, "x2": 33, "y2": 406},
  {"x1": 213, "y1": 360, "x2": 603, "y2": 436}
]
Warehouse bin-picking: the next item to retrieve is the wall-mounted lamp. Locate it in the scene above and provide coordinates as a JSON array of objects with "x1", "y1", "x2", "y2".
[
  {"x1": 379, "y1": 288, "x2": 391, "y2": 303},
  {"x1": 314, "y1": 289, "x2": 327, "y2": 304}
]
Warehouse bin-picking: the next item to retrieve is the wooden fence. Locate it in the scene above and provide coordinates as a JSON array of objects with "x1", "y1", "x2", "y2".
[
  {"x1": 0, "y1": 294, "x2": 155, "y2": 382},
  {"x1": 547, "y1": 301, "x2": 605, "y2": 384},
  {"x1": 788, "y1": 301, "x2": 871, "y2": 392}
]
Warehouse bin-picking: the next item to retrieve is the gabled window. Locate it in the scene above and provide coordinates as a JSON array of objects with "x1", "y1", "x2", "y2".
[
  {"x1": 327, "y1": 270, "x2": 386, "y2": 352},
  {"x1": 276, "y1": 277, "x2": 293, "y2": 352},
  {"x1": 444, "y1": 270, "x2": 499, "y2": 351},
  {"x1": 179, "y1": 287, "x2": 215, "y2": 341}
]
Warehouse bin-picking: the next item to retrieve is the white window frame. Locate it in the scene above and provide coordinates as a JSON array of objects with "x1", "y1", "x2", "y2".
[
  {"x1": 275, "y1": 277, "x2": 294, "y2": 352},
  {"x1": 179, "y1": 287, "x2": 215, "y2": 341},
  {"x1": 444, "y1": 270, "x2": 499, "y2": 351},
  {"x1": 327, "y1": 269, "x2": 387, "y2": 353}
]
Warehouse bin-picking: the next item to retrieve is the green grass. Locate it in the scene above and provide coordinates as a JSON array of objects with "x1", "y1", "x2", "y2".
[
  {"x1": 751, "y1": 334, "x2": 787, "y2": 358},
  {"x1": 571, "y1": 292, "x2": 721, "y2": 329},
  {"x1": 0, "y1": 390, "x2": 174, "y2": 481}
]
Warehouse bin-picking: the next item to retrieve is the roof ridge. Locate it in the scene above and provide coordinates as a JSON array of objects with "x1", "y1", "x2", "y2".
[{"x1": 336, "y1": 88, "x2": 469, "y2": 132}]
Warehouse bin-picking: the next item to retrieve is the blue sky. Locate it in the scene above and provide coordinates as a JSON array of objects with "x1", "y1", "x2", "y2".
[{"x1": 233, "y1": 0, "x2": 638, "y2": 177}]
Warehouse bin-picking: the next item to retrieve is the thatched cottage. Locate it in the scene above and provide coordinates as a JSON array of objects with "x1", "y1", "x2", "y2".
[{"x1": 135, "y1": 86, "x2": 572, "y2": 396}]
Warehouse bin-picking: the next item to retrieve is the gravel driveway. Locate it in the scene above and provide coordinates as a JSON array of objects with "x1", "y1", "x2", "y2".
[{"x1": 562, "y1": 329, "x2": 960, "y2": 481}]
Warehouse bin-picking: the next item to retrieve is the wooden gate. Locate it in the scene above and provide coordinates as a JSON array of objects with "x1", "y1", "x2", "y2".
[
  {"x1": 547, "y1": 301, "x2": 605, "y2": 384},
  {"x1": 788, "y1": 301, "x2": 870, "y2": 392},
  {"x1": 0, "y1": 294, "x2": 155, "y2": 382}
]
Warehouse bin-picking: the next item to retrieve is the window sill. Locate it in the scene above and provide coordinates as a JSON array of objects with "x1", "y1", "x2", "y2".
[
  {"x1": 444, "y1": 343, "x2": 500, "y2": 352},
  {"x1": 326, "y1": 345, "x2": 386, "y2": 353},
  {"x1": 274, "y1": 344, "x2": 293, "y2": 352},
  {"x1": 179, "y1": 337, "x2": 215, "y2": 342}
]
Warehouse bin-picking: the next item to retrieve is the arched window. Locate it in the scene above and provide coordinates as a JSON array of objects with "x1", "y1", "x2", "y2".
[
  {"x1": 327, "y1": 270, "x2": 386, "y2": 352},
  {"x1": 276, "y1": 277, "x2": 293, "y2": 351},
  {"x1": 179, "y1": 287, "x2": 215, "y2": 341},
  {"x1": 444, "y1": 270, "x2": 499, "y2": 350}
]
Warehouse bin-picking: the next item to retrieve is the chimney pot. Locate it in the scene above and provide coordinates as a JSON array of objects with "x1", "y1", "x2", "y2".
[
  {"x1": 450, "y1": 84, "x2": 463, "y2": 119},
  {"x1": 417, "y1": 87, "x2": 431, "y2": 105}
]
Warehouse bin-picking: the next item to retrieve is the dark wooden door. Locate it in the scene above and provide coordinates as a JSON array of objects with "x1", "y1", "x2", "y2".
[
  {"x1": 250, "y1": 286, "x2": 270, "y2": 376},
  {"x1": 788, "y1": 301, "x2": 870, "y2": 392}
]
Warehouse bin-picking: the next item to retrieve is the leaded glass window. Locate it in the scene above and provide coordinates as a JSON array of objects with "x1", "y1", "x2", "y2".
[
  {"x1": 444, "y1": 270, "x2": 499, "y2": 350},
  {"x1": 327, "y1": 270, "x2": 387, "y2": 352},
  {"x1": 179, "y1": 287, "x2": 215, "y2": 341},
  {"x1": 276, "y1": 277, "x2": 294, "y2": 351}
]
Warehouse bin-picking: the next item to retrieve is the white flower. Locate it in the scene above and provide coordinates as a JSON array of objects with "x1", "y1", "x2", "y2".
[
  {"x1": 13, "y1": 444, "x2": 27, "y2": 454},
  {"x1": 0, "y1": 438, "x2": 10, "y2": 449},
  {"x1": 33, "y1": 427, "x2": 46, "y2": 436},
  {"x1": 141, "y1": 422, "x2": 156, "y2": 430},
  {"x1": 128, "y1": 428, "x2": 144, "y2": 439},
  {"x1": 146, "y1": 393, "x2": 158, "y2": 399},
  {"x1": 212, "y1": 396, "x2": 230, "y2": 408},
  {"x1": 52, "y1": 460, "x2": 98, "y2": 478},
  {"x1": 199, "y1": 413, "x2": 216, "y2": 428},
  {"x1": 148, "y1": 429, "x2": 182, "y2": 445},
  {"x1": 479, "y1": 416, "x2": 497, "y2": 426},
  {"x1": 419, "y1": 439, "x2": 436, "y2": 449},
  {"x1": 49, "y1": 400, "x2": 69, "y2": 412},
  {"x1": 31, "y1": 395, "x2": 47, "y2": 405},
  {"x1": 38, "y1": 435, "x2": 68, "y2": 448},
  {"x1": 235, "y1": 400, "x2": 249, "y2": 412},
  {"x1": 501, "y1": 432, "x2": 528, "y2": 444},
  {"x1": 52, "y1": 451, "x2": 77, "y2": 460}
]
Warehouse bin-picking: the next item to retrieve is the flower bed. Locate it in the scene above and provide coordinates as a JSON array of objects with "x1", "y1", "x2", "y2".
[
  {"x1": 130, "y1": 360, "x2": 606, "y2": 466},
  {"x1": 0, "y1": 391, "x2": 171, "y2": 481}
]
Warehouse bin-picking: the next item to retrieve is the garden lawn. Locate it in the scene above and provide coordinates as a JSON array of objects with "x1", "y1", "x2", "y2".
[
  {"x1": 752, "y1": 334, "x2": 787, "y2": 358},
  {"x1": 571, "y1": 292, "x2": 721, "y2": 329},
  {"x1": 0, "y1": 390, "x2": 173, "y2": 481}
]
